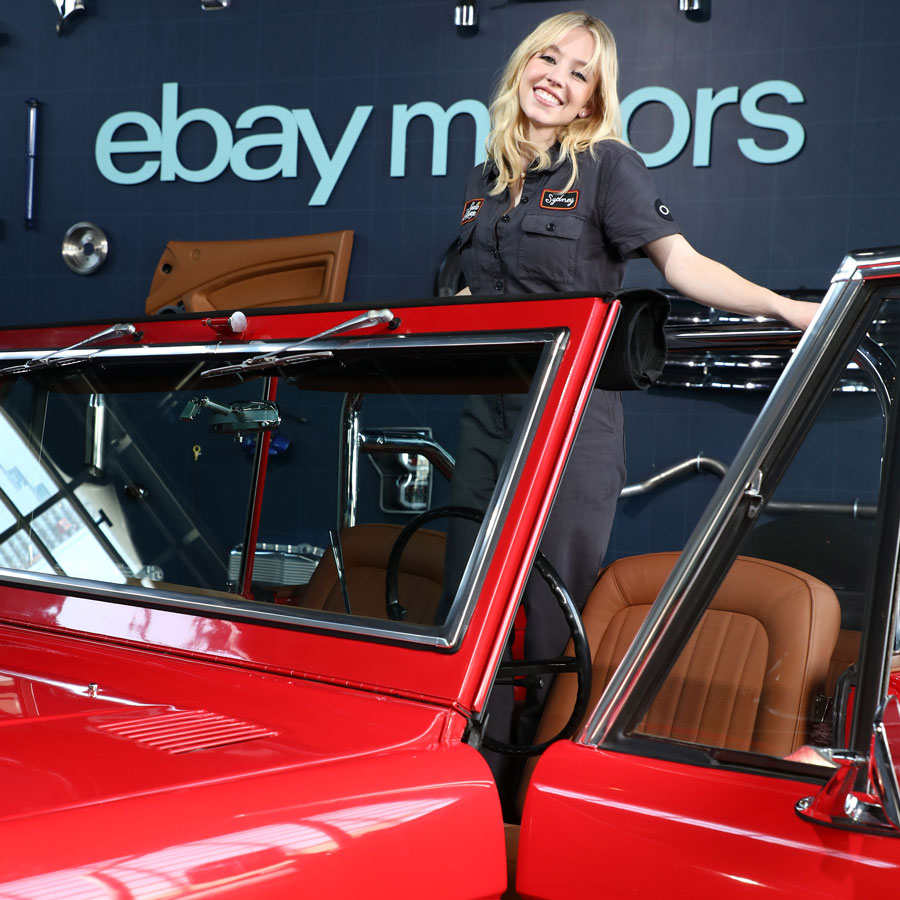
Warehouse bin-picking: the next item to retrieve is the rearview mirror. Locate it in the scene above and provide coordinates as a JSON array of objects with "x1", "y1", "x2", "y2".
[{"x1": 180, "y1": 397, "x2": 281, "y2": 435}]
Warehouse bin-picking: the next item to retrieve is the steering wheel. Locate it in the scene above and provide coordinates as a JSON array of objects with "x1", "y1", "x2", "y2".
[{"x1": 385, "y1": 504, "x2": 592, "y2": 757}]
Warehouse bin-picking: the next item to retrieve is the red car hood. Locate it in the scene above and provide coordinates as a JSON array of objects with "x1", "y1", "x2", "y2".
[
  {"x1": 0, "y1": 625, "x2": 507, "y2": 899},
  {"x1": 0, "y1": 623, "x2": 455, "y2": 824}
]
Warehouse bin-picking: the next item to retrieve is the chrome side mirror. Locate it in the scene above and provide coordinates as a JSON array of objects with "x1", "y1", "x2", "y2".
[{"x1": 796, "y1": 695, "x2": 900, "y2": 835}]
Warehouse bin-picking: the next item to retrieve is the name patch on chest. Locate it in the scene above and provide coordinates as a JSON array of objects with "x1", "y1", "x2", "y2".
[
  {"x1": 540, "y1": 189, "x2": 579, "y2": 210},
  {"x1": 460, "y1": 198, "x2": 484, "y2": 224}
]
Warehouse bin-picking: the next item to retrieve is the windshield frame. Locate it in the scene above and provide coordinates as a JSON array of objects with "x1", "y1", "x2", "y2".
[{"x1": 0, "y1": 328, "x2": 568, "y2": 651}]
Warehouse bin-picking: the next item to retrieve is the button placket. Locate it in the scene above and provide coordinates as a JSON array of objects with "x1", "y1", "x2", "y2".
[{"x1": 491, "y1": 200, "x2": 514, "y2": 291}]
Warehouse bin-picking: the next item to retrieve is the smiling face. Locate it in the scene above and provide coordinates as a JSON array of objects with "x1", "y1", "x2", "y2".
[{"x1": 517, "y1": 26, "x2": 598, "y2": 150}]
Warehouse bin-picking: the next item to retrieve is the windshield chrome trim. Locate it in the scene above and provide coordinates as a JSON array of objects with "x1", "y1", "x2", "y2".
[
  {"x1": 0, "y1": 330, "x2": 560, "y2": 368},
  {"x1": 0, "y1": 566, "x2": 454, "y2": 645},
  {"x1": 581, "y1": 252, "x2": 894, "y2": 748}
]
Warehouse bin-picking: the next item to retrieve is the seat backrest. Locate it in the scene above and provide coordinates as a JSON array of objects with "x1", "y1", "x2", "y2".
[
  {"x1": 534, "y1": 551, "x2": 841, "y2": 759},
  {"x1": 145, "y1": 231, "x2": 354, "y2": 315},
  {"x1": 300, "y1": 523, "x2": 445, "y2": 624}
]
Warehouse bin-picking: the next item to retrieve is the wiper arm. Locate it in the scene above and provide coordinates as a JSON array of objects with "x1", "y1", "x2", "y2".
[
  {"x1": 201, "y1": 309, "x2": 395, "y2": 379},
  {"x1": 1, "y1": 323, "x2": 137, "y2": 375}
]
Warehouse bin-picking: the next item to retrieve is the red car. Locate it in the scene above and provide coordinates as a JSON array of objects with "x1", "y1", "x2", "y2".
[{"x1": 1, "y1": 246, "x2": 899, "y2": 898}]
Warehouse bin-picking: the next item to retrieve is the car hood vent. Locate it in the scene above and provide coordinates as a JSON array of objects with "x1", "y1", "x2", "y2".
[{"x1": 98, "y1": 710, "x2": 277, "y2": 753}]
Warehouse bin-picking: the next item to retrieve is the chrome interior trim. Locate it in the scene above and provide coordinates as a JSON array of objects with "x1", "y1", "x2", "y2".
[
  {"x1": 359, "y1": 431, "x2": 456, "y2": 480},
  {"x1": 339, "y1": 392, "x2": 363, "y2": 530},
  {"x1": 619, "y1": 453, "x2": 877, "y2": 517},
  {"x1": 619, "y1": 455, "x2": 727, "y2": 498},
  {"x1": 853, "y1": 339, "x2": 894, "y2": 445},
  {"x1": 581, "y1": 257, "x2": 881, "y2": 747}
]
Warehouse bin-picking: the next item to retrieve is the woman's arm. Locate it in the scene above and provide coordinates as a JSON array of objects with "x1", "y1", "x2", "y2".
[{"x1": 643, "y1": 233, "x2": 819, "y2": 331}]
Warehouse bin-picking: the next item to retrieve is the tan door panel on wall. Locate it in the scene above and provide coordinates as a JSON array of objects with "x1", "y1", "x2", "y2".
[{"x1": 145, "y1": 231, "x2": 353, "y2": 315}]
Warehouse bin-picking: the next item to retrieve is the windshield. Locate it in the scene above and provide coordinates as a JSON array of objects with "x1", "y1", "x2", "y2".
[{"x1": 0, "y1": 333, "x2": 559, "y2": 646}]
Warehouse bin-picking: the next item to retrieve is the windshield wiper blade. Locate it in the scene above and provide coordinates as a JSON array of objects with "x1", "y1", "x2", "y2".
[
  {"x1": 0, "y1": 323, "x2": 137, "y2": 375},
  {"x1": 201, "y1": 308, "x2": 395, "y2": 379},
  {"x1": 201, "y1": 349, "x2": 337, "y2": 380}
]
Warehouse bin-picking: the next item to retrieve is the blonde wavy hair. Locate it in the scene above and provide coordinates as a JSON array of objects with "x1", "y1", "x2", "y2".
[{"x1": 486, "y1": 11, "x2": 623, "y2": 195}]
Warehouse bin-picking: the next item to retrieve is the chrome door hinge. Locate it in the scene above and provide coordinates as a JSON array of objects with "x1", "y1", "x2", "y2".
[{"x1": 744, "y1": 469, "x2": 764, "y2": 519}]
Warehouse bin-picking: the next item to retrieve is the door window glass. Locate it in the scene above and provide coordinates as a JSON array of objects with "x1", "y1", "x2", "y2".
[{"x1": 623, "y1": 311, "x2": 891, "y2": 765}]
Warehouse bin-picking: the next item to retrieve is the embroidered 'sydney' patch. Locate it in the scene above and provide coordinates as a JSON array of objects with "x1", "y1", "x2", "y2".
[{"x1": 540, "y1": 189, "x2": 579, "y2": 210}]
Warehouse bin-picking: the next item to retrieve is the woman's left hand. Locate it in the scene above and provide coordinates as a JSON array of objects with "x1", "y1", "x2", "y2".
[{"x1": 777, "y1": 297, "x2": 820, "y2": 331}]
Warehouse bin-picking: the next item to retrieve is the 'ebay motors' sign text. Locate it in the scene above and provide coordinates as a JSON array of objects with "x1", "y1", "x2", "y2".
[{"x1": 95, "y1": 81, "x2": 806, "y2": 205}]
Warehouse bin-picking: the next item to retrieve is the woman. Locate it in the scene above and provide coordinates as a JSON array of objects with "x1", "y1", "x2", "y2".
[{"x1": 448, "y1": 11, "x2": 819, "y2": 776}]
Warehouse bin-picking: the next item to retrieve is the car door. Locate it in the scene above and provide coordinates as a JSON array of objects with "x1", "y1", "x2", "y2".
[{"x1": 517, "y1": 249, "x2": 900, "y2": 898}]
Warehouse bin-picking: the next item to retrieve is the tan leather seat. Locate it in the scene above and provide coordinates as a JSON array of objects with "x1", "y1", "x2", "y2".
[
  {"x1": 533, "y1": 551, "x2": 841, "y2": 760},
  {"x1": 301, "y1": 523, "x2": 445, "y2": 624}
]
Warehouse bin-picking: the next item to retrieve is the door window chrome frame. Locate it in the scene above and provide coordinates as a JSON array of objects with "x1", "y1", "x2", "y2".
[{"x1": 581, "y1": 248, "x2": 900, "y2": 759}]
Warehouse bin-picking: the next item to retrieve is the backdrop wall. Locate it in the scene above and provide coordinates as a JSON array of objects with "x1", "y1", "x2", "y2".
[
  {"x1": 2, "y1": 0, "x2": 898, "y2": 322},
  {"x1": 1, "y1": 0, "x2": 896, "y2": 561}
]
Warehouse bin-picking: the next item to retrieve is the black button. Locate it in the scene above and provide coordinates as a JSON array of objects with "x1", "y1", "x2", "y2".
[
  {"x1": 546, "y1": 222, "x2": 556, "y2": 232},
  {"x1": 521, "y1": 195, "x2": 529, "y2": 203},
  {"x1": 492, "y1": 249, "x2": 498, "y2": 257},
  {"x1": 493, "y1": 280, "x2": 504, "y2": 291},
  {"x1": 501, "y1": 214, "x2": 510, "y2": 222}
]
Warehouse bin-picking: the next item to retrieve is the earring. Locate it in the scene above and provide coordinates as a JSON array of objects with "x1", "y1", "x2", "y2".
[{"x1": 579, "y1": 110, "x2": 587, "y2": 118}]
